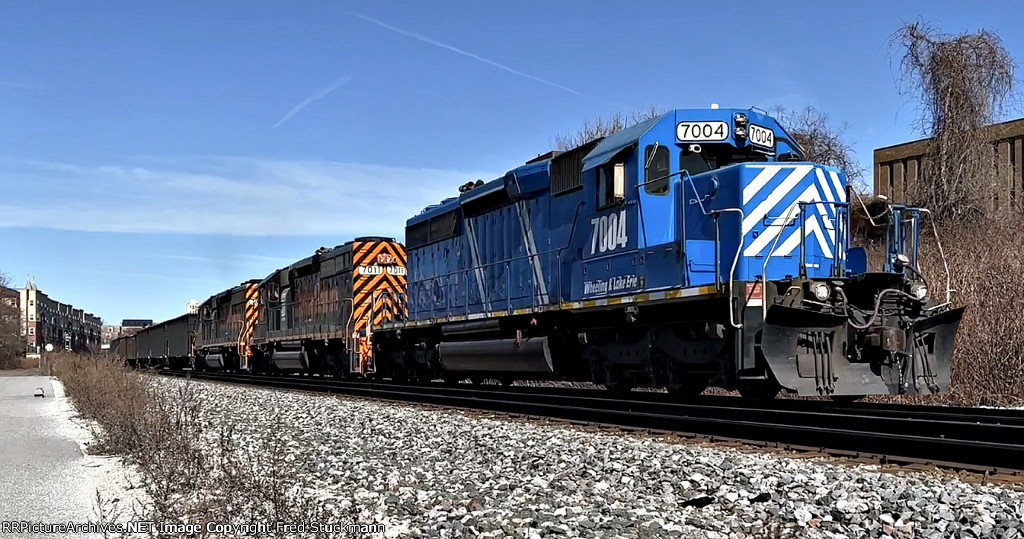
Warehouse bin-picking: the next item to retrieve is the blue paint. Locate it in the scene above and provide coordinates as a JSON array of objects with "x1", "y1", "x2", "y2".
[{"x1": 404, "y1": 108, "x2": 860, "y2": 321}]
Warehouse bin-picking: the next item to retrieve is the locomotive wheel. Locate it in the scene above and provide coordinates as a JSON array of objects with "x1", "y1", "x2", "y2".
[
  {"x1": 469, "y1": 376, "x2": 485, "y2": 386},
  {"x1": 497, "y1": 377, "x2": 514, "y2": 387},
  {"x1": 601, "y1": 362, "x2": 632, "y2": 395},
  {"x1": 830, "y1": 394, "x2": 865, "y2": 403},
  {"x1": 442, "y1": 375, "x2": 463, "y2": 386}
]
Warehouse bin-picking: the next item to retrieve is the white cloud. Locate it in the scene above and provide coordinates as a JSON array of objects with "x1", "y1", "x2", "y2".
[{"x1": 0, "y1": 157, "x2": 497, "y2": 237}]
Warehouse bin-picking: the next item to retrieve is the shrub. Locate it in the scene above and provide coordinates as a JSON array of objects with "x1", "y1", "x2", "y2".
[
  {"x1": 53, "y1": 355, "x2": 351, "y2": 537},
  {"x1": 917, "y1": 219, "x2": 1024, "y2": 405}
]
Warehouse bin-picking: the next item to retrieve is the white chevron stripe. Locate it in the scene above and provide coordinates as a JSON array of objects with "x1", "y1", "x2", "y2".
[
  {"x1": 816, "y1": 168, "x2": 835, "y2": 203},
  {"x1": 743, "y1": 182, "x2": 839, "y2": 258},
  {"x1": 743, "y1": 183, "x2": 817, "y2": 257},
  {"x1": 776, "y1": 216, "x2": 834, "y2": 258},
  {"x1": 742, "y1": 165, "x2": 814, "y2": 234},
  {"x1": 742, "y1": 166, "x2": 782, "y2": 205},
  {"x1": 742, "y1": 210, "x2": 795, "y2": 257},
  {"x1": 814, "y1": 169, "x2": 838, "y2": 222},
  {"x1": 828, "y1": 171, "x2": 846, "y2": 202},
  {"x1": 802, "y1": 182, "x2": 838, "y2": 248}
]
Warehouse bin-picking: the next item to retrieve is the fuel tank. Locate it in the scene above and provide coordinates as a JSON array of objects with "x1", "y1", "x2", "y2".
[
  {"x1": 201, "y1": 353, "x2": 225, "y2": 370},
  {"x1": 438, "y1": 337, "x2": 554, "y2": 374},
  {"x1": 271, "y1": 345, "x2": 308, "y2": 371}
]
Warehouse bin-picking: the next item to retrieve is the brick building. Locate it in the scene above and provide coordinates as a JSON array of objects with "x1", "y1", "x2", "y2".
[
  {"x1": 120, "y1": 319, "x2": 152, "y2": 336},
  {"x1": 100, "y1": 325, "x2": 122, "y2": 350},
  {"x1": 17, "y1": 280, "x2": 102, "y2": 355},
  {"x1": 874, "y1": 117, "x2": 1024, "y2": 204}
]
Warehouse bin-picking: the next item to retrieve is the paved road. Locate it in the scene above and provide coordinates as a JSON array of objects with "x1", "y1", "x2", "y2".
[{"x1": 0, "y1": 375, "x2": 105, "y2": 538}]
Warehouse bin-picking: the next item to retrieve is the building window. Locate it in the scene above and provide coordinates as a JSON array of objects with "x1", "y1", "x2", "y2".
[
  {"x1": 28, "y1": 313, "x2": 34, "y2": 321},
  {"x1": 644, "y1": 145, "x2": 671, "y2": 195},
  {"x1": 29, "y1": 300, "x2": 34, "y2": 306},
  {"x1": 28, "y1": 327, "x2": 34, "y2": 336}
]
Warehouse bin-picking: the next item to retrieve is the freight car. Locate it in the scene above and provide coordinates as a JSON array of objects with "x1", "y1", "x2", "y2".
[
  {"x1": 112, "y1": 313, "x2": 196, "y2": 369},
  {"x1": 371, "y1": 107, "x2": 965, "y2": 399},
  {"x1": 111, "y1": 332, "x2": 137, "y2": 367},
  {"x1": 254, "y1": 237, "x2": 407, "y2": 376}
]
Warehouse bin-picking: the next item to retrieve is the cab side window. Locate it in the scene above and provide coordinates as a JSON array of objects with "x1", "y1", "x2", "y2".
[
  {"x1": 644, "y1": 145, "x2": 670, "y2": 195},
  {"x1": 597, "y1": 165, "x2": 615, "y2": 208}
]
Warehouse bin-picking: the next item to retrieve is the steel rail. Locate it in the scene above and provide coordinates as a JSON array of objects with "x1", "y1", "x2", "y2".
[
  {"x1": 157, "y1": 370, "x2": 1024, "y2": 475},
  {"x1": 167, "y1": 370, "x2": 1024, "y2": 425}
]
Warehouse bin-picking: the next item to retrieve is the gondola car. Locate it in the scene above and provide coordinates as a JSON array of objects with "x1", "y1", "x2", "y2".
[{"x1": 112, "y1": 314, "x2": 196, "y2": 369}]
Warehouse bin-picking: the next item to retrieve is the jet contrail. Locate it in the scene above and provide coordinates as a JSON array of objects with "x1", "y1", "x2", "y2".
[
  {"x1": 274, "y1": 75, "x2": 353, "y2": 128},
  {"x1": 350, "y1": 12, "x2": 580, "y2": 96}
]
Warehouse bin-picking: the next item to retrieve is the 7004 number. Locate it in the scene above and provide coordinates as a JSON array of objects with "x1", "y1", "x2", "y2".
[
  {"x1": 676, "y1": 121, "x2": 728, "y2": 142},
  {"x1": 590, "y1": 210, "x2": 628, "y2": 254}
]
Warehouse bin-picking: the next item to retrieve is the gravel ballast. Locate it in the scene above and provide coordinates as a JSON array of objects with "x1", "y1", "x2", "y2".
[{"x1": 152, "y1": 377, "x2": 1024, "y2": 538}]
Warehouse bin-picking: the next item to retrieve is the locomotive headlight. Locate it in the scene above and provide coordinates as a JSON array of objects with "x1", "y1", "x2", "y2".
[
  {"x1": 810, "y1": 282, "x2": 831, "y2": 301},
  {"x1": 911, "y1": 284, "x2": 929, "y2": 301},
  {"x1": 734, "y1": 113, "x2": 748, "y2": 139}
]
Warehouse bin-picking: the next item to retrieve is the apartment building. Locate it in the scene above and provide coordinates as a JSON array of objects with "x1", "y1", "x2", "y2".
[{"x1": 17, "y1": 280, "x2": 102, "y2": 355}]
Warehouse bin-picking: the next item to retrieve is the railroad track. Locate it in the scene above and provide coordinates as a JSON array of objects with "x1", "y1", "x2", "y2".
[{"x1": 157, "y1": 370, "x2": 1024, "y2": 476}]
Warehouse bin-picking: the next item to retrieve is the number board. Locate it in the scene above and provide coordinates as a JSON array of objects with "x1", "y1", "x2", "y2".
[
  {"x1": 676, "y1": 121, "x2": 728, "y2": 142},
  {"x1": 748, "y1": 124, "x2": 775, "y2": 148}
]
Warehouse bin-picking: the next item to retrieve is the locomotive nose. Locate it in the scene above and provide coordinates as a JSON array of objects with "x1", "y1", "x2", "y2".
[{"x1": 758, "y1": 282, "x2": 964, "y2": 397}]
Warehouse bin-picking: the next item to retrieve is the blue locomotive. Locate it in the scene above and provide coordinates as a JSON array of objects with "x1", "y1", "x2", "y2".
[{"x1": 372, "y1": 107, "x2": 965, "y2": 399}]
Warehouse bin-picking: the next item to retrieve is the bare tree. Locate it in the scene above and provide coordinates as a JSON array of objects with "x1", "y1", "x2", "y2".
[
  {"x1": 0, "y1": 272, "x2": 24, "y2": 368},
  {"x1": 891, "y1": 21, "x2": 1016, "y2": 223},
  {"x1": 553, "y1": 105, "x2": 662, "y2": 150},
  {"x1": 772, "y1": 105, "x2": 865, "y2": 186}
]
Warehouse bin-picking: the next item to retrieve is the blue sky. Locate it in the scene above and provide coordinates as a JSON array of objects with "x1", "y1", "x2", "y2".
[{"x1": 1, "y1": 0, "x2": 1022, "y2": 326}]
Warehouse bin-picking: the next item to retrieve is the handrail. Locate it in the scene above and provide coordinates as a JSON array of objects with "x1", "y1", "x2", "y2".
[
  {"x1": 682, "y1": 170, "x2": 745, "y2": 328},
  {"x1": 409, "y1": 201, "x2": 589, "y2": 320},
  {"x1": 443, "y1": 253, "x2": 555, "y2": 308},
  {"x1": 762, "y1": 204, "x2": 801, "y2": 320}
]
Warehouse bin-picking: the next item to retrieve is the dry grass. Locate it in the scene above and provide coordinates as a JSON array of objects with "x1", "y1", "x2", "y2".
[
  {"x1": 920, "y1": 219, "x2": 1024, "y2": 406},
  {"x1": 848, "y1": 192, "x2": 1024, "y2": 406},
  {"x1": 53, "y1": 354, "x2": 357, "y2": 537},
  {"x1": 860, "y1": 217, "x2": 1024, "y2": 407}
]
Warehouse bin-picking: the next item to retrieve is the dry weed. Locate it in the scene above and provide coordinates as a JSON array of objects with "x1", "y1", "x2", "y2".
[{"x1": 54, "y1": 356, "x2": 358, "y2": 537}]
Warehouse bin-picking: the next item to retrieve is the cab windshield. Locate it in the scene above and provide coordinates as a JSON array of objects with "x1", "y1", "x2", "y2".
[{"x1": 679, "y1": 144, "x2": 771, "y2": 176}]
